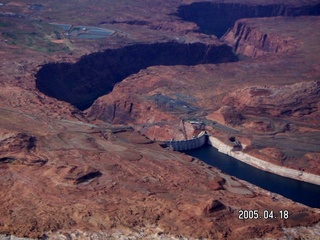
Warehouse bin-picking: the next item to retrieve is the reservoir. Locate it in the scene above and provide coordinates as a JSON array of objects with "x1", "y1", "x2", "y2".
[{"x1": 184, "y1": 145, "x2": 320, "y2": 208}]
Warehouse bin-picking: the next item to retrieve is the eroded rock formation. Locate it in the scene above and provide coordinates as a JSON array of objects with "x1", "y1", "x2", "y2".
[
  {"x1": 36, "y1": 42, "x2": 237, "y2": 110},
  {"x1": 222, "y1": 18, "x2": 300, "y2": 57},
  {"x1": 1, "y1": 0, "x2": 320, "y2": 239}
]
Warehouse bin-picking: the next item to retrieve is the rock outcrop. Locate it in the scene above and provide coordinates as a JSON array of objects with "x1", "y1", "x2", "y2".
[
  {"x1": 1, "y1": 0, "x2": 320, "y2": 239},
  {"x1": 222, "y1": 18, "x2": 300, "y2": 57},
  {"x1": 2, "y1": 114, "x2": 318, "y2": 239},
  {"x1": 222, "y1": 81, "x2": 320, "y2": 122},
  {"x1": 0, "y1": 132, "x2": 47, "y2": 166}
]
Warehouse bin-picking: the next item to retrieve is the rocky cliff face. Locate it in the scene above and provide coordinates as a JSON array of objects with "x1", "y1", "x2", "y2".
[
  {"x1": 2, "y1": 0, "x2": 320, "y2": 239},
  {"x1": 36, "y1": 42, "x2": 237, "y2": 110},
  {"x1": 222, "y1": 18, "x2": 299, "y2": 57},
  {"x1": 87, "y1": 15, "x2": 320, "y2": 177},
  {"x1": 177, "y1": 2, "x2": 320, "y2": 38}
]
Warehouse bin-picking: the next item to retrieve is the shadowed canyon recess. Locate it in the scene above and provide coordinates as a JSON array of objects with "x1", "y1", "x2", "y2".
[
  {"x1": 35, "y1": 42, "x2": 237, "y2": 110},
  {"x1": 177, "y1": 2, "x2": 320, "y2": 37},
  {"x1": 35, "y1": 2, "x2": 320, "y2": 110},
  {"x1": 2, "y1": 0, "x2": 320, "y2": 239}
]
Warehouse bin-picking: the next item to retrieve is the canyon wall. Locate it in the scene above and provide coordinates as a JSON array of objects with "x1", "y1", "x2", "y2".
[
  {"x1": 177, "y1": 2, "x2": 320, "y2": 38},
  {"x1": 208, "y1": 136, "x2": 320, "y2": 186},
  {"x1": 222, "y1": 18, "x2": 299, "y2": 57},
  {"x1": 35, "y1": 2, "x2": 320, "y2": 110},
  {"x1": 35, "y1": 42, "x2": 237, "y2": 110}
]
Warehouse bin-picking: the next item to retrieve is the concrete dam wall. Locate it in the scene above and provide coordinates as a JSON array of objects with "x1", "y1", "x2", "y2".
[{"x1": 166, "y1": 131, "x2": 207, "y2": 151}]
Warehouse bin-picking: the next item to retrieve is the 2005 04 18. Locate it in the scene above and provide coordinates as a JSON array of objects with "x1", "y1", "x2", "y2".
[{"x1": 238, "y1": 209, "x2": 289, "y2": 220}]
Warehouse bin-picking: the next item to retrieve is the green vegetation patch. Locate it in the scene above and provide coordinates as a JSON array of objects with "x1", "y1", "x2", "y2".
[{"x1": 1, "y1": 20, "x2": 70, "y2": 53}]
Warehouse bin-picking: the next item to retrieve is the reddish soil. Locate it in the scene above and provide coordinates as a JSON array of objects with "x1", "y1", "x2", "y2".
[
  {"x1": 88, "y1": 16, "x2": 320, "y2": 175},
  {"x1": 0, "y1": 0, "x2": 320, "y2": 239}
]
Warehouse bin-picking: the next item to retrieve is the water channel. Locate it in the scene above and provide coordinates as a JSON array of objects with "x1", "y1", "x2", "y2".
[{"x1": 184, "y1": 144, "x2": 320, "y2": 208}]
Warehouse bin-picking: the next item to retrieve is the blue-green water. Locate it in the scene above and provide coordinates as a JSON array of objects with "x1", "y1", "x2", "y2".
[{"x1": 184, "y1": 145, "x2": 320, "y2": 208}]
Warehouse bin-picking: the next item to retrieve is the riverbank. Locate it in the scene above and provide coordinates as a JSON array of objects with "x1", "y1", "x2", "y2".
[{"x1": 208, "y1": 136, "x2": 320, "y2": 186}]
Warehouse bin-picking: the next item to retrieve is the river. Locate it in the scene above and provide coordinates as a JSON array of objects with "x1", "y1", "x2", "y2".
[{"x1": 184, "y1": 144, "x2": 320, "y2": 208}]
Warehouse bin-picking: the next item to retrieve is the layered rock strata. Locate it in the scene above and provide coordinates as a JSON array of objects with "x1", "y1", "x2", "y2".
[{"x1": 222, "y1": 18, "x2": 300, "y2": 57}]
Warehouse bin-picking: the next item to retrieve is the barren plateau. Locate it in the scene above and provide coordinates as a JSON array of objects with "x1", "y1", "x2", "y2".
[{"x1": 1, "y1": 0, "x2": 320, "y2": 239}]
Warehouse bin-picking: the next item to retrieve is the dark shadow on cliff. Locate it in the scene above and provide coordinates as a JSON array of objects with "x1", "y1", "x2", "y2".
[
  {"x1": 35, "y1": 42, "x2": 238, "y2": 110},
  {"x1": 176, "y1": 2, "x2": 320, "y2": 38}
]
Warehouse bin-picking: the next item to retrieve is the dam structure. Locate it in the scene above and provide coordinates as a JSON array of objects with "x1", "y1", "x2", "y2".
[{"x1": 166, "y1": 131, "x2": 208, "y2": 151}]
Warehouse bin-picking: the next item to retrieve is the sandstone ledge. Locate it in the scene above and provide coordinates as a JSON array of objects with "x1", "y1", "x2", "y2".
[{"x1": 208, "y1": 136, "x2": 320, "y2": 186}]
